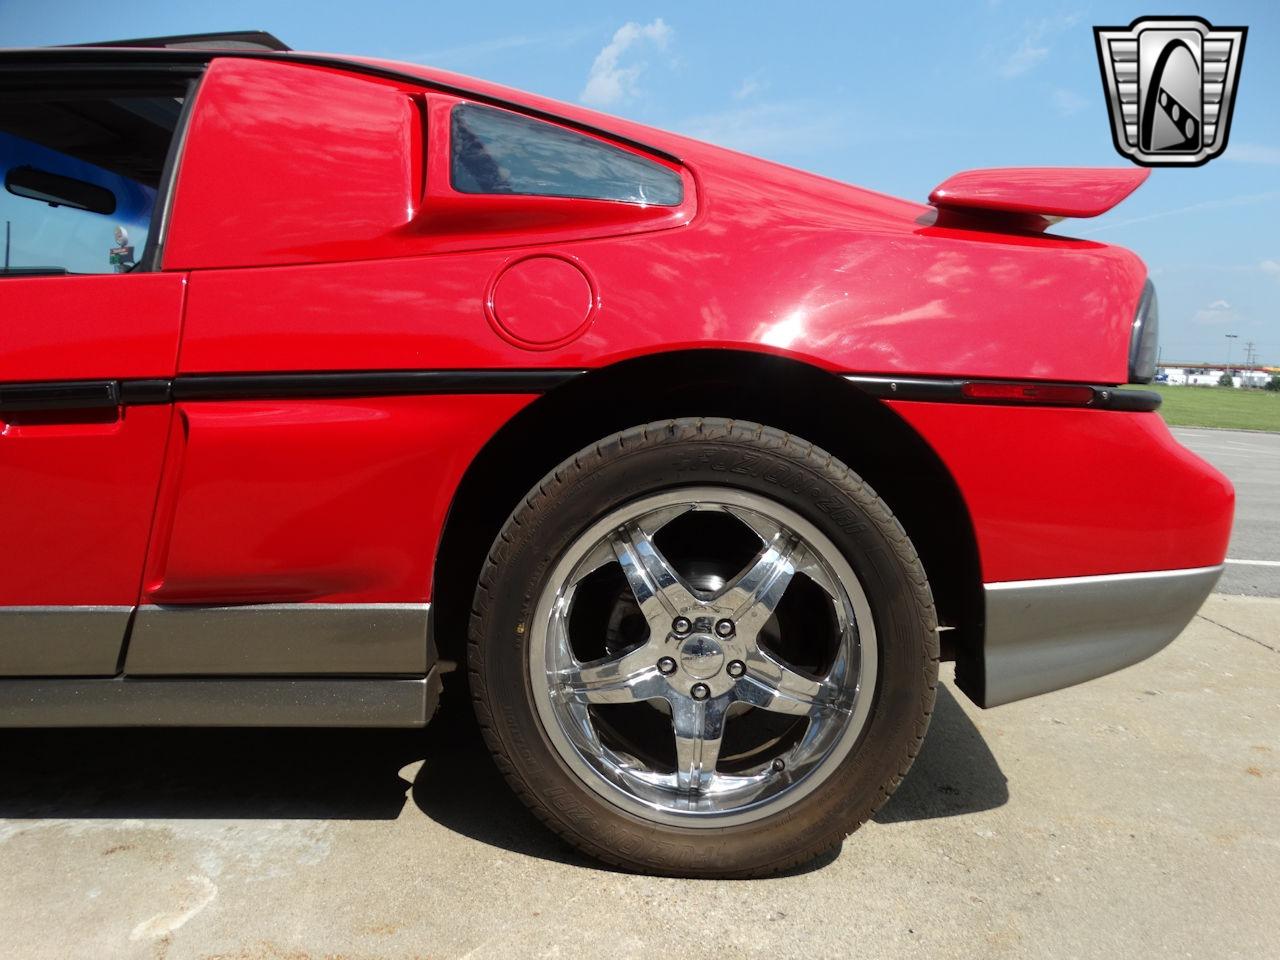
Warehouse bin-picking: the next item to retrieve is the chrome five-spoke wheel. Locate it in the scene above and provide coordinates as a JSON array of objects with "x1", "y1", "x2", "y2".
[
  {"x1": 530, "y1": 488, "x2": 877, "y2": 825},
  {"x1": 470, "y1": 419, "x2": 937, "y2": 876}
]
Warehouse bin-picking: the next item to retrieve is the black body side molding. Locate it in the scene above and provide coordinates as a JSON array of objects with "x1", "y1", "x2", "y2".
[
  {"x1": 0, "y1": 370, "x2": 586, "y2": 410},
  {"x1": 0, "y1": 371, "x2": 1160, "y2": 411}
]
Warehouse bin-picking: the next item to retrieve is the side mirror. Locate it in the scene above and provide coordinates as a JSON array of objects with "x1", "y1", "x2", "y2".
[{"x1": 4, "y1": 165, "x2": 116, "y2": 215}]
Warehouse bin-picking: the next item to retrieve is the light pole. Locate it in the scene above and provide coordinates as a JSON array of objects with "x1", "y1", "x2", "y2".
[{"x1": 1225, "y1": 333, "x2": 1238, "y2": 373}]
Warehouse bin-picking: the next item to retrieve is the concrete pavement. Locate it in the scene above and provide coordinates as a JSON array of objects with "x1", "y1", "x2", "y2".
[
  {"x1": 1, "y1": 595, "x2": 1276, "y2": 960},
  {"x1": 1173, "y1": 427, "x2": 1280, "y2": 598}
]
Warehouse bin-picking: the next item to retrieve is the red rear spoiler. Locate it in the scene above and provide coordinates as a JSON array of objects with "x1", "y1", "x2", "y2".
[{"x1": 929, "y1": 167, "x2": 1149, "y2": 231}]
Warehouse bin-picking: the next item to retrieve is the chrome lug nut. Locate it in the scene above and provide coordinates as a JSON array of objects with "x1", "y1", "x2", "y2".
[
  {"x1": 690, "y1": 683, "x2": 710, "y2": 701},
  {"x1": 771, "y1": 757, "x2": 786, "y2": 773},
  {"x1": 672, "y1": 616, "x2": 692, "y2": 636},
  {"x1": 657, "y1": 656, "x2": 677, "y2": 675},
  {"x1": 726, "y1": 659, "x2": 745, "y2": 678},
  {"x1": 714, "y1": 618, "x2": 735, "y2": 638}
]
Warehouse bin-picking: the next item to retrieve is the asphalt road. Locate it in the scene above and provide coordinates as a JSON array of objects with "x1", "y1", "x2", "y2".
[
  {"x1": 1171, "y1": 427, "x2": 1280, "y2": 598},
  {"x1": 1, "y1": 594, "x2": 1276, "y2": 960}
]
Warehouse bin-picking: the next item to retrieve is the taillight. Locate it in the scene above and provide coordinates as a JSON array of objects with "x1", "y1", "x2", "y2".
[{"x1": 1129, "y1": 278, "x2": 1159, "y2": 384}]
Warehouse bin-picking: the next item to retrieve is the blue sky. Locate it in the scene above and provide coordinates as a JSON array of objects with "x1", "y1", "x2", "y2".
[{"x1": 3, "y1": 0, "x2": 1275, "y2": 364}]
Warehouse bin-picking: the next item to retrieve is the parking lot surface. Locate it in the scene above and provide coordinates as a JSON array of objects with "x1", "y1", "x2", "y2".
[
  {"x1": 1173, "y1": 427, "x2": 1280, "y2": 598},
  {"x1": 1, "y1": 594, "x2": 1276, "y2": 960},
  {"x1": 1, "y1": 426, "x2": 1276, "y2": 959}
]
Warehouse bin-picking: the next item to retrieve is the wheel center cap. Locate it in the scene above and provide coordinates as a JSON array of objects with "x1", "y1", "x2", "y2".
[{"x1": 678, "y1": 634, "x2": 725, "y2": 680}]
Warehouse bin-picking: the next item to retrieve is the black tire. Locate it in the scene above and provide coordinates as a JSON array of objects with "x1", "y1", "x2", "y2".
[{"x1": 468, "y1": 418, "x2": 938, "y2": 877}]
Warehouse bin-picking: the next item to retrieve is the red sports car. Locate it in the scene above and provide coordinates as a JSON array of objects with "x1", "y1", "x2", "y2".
[{"x1": 0, "y1": 32, "x2": 1233, "y2": 877}]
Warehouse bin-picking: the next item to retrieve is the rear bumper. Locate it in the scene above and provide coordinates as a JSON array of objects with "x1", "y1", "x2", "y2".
[{"x1": 962, "y1": 564, "x2": 1222, "y2": 707}]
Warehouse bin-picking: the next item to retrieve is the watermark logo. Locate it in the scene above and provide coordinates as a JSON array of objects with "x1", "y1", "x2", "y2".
[{"x1": 1094, "y1": 16, "x2": 1246, "y2": 166}]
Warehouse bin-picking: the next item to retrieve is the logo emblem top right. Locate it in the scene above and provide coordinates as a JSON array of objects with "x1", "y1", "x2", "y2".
[{"x1": 1095, "y1": 17, "x2": 1247, "y2": 167}]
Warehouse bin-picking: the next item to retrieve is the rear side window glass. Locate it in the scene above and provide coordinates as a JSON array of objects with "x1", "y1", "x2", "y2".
[{"x1": 450, "y1": 103, "x2": 683, "y2": 206}]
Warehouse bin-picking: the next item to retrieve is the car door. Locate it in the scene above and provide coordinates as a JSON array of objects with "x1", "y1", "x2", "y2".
[{"x1": 0, "y1": 67, "x2": 192, "y2": 675}]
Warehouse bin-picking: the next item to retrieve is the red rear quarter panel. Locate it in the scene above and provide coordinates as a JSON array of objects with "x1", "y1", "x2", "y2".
[{"x1": 168, "y1": 59, "x2": 1146, "y2": 386}]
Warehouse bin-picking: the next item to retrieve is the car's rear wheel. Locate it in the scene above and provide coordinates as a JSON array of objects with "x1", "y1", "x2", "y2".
[{"x1": 468, "y1": 418, "x2": 938, "y2": 877}]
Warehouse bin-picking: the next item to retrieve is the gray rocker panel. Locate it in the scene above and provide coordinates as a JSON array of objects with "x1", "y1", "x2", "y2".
[
  {"x1": 125, "y1": 603, "x2": 431, "y2": 675},
  {"x1": 0, "y1": 674, "x2": 438, "y2": 727},
  {"x1": 0, "y1": 606, "x2": 132, "y2": 676},
  {"x1": 977, "y1": 565, "x2": 1223, "y2": 707}
]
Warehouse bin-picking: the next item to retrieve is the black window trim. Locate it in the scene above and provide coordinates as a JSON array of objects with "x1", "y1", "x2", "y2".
[{"x1": 138, "y1": 73, "x2": 202, "y2": 271}]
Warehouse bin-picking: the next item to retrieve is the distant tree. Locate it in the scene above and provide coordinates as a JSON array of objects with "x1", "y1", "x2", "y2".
[
  {"x1": 1218, "y1": 372, "x2": 1235, "y2": 387},
  {"x1": 1266, "y1": 376, "x2": 1280, "y2": 393}
]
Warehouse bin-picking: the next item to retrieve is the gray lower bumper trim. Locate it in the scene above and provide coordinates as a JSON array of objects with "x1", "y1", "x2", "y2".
[
  {"x1": 0, "y1": 673, "x2": 439, "y2": 728},
  {"x1": 975, "y1": 565, "x2": 1223, "y2": 707}
]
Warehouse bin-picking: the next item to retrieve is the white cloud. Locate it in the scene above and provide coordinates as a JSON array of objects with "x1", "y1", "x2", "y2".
[
  {"x1": 1260, "y1": 260, "x2": 1280, "y2": 278},
  {"x1": 1000, "y1": 40, "x2": 1049, "y2": 78},
  {"x1": 1192, "y1": 299, "x2": 1236, "y2": 325},
  {"x1": 1079, "y1": 190, "x2": 1280, "y2": 234},
  {"x1": 998, "y1": 13, "x2": 1081, "y2": 79},
  {"x1": 408, "y1": 26, "x2": 591, "y2": 69},
  {"x1": 1226, "y1": 143, "x2": 1280, "y2": 165},
  {"x1": 681, "y1": 101, "x2": 845, "y2": 157},
  {"x1": 733, "y1": 76, "x2": 763, "y2": 101},
  {"x1": 1052, "y1": 88, "x2": 1089, "y2": 116},
  {"x1": 580, "y1": 18, "x2": 672, "y2": 107}
]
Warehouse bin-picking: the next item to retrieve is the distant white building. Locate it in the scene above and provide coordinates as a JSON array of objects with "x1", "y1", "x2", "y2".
[
  {"x1": 1189, "y1": 369, "x2": 1226, "y2": 387},
  {"x1": 1157, "y1": 365, "x2": 1271, "y2": 388},
  {"x1": 1159, "y1": 366, "x2": 1225, "y2": 386}
]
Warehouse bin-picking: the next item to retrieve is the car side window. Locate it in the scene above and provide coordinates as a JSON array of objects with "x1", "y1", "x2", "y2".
[
  {"x1": 450, "y1": 102, "x2": 683, "y2": 206},
  {"x1": 0, "y1": 94, "x2": 184, "y2": 276}
]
